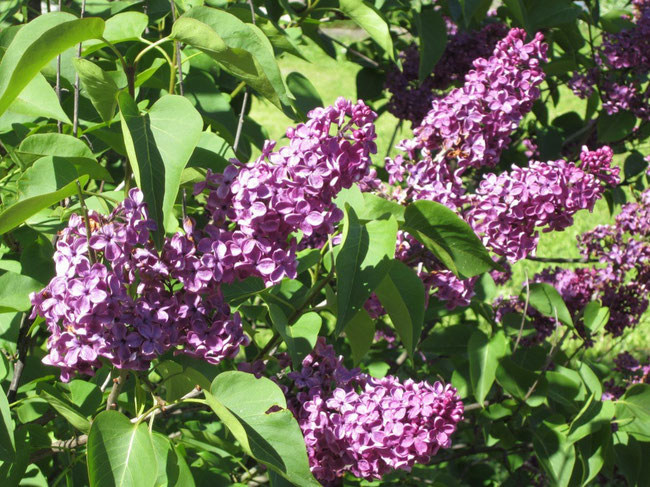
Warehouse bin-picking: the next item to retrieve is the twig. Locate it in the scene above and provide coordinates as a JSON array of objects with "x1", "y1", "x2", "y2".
[
  {"x1": 169, "y1": 0, "x2": 184, "y2": 95},
  {"x1": 56, "y1": 0, "x2": 63, "y2": 133},
  {"x1": 233, "y1": 1, "x2": 257, "y2": 154},
  {"x1": 72, "y1": 0, "x2": 87, "y2": 138},
  {"x1": 134, "y1": 387, "x2": 202, "y2": 424},
  {"x1": 105, "y1": 369, "x2": 128, "y2": 410},
  {"x1": 7, "y1": 313, "x2": 29, "y2": 403},
  {"x1": 526, "y1": 255, "x2": 597, "y2": 264},
  {"x1": 513, "y1": 270, "x2": 530, "y2": 353},
  {"x1": 464, "y1": 401, "x2": 489, "y2": 412}
]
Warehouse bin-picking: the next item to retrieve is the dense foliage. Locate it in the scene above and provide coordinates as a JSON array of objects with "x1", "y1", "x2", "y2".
[{"x1": 1, "y1": 0, "x2": 650, "y2": 486}]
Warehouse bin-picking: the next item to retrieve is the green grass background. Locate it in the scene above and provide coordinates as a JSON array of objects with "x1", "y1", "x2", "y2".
[{"x1": 249, "y1": 31, "x2": 650, "y2": 360}]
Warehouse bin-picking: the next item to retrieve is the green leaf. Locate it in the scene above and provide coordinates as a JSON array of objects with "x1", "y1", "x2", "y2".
[
  {"x1": 495, "y1": 356, "x2": 547, "y2": 406},
  {"x1": 17, "y1": 133, "x2": 112, "y2": 181},
  {"x1": 187, "y1": 131, "x2": 235, "y2": 173},
  {"x1": 345, "y1": 309, "x2": 375, "y2": 364},
  {"x1": 600, "y1": 9, "x2": 636, "y2": 33},
  {"x1": 616, "y1": 384, "x2": 650, "y2": 441},
  {"x1": 0, "y1": 12, "x2": 105, "y2": 116},
  {"x1": 582, "y1": 301, "x2": 609, "y2": 335},
  {"x1": 222, "y1": 276, "x2": 266, "y2": 305},
  {"x1": 503, "y1": 0, "x2": 528, "y2": 30},
  {"x1": 73, "y1": 58, "x2": 119, "y2": 122},
  {"x1": 597, "y1": 111, "x2": 636, "y2": 143},
  {"x1": 335, "y1": 206, "x2": 397, "y2": 335},
  {"x1": 0, "y1": 73, "x2": 71, "y2": 128},
  {"x1": 567, "y1": 395, "x2": 615, "y2": 444},
  {"x1": 0, "y1": 156, "x2": 90, "y2": 235},
  {"x1": 419, "y1": 324, "x2": 474, "y2": 355},
  {"x1": 83, "y1": 12, "x2": 149, "y2": 54},
  {"x1": 205, "y1": 372, "x2": 320, "y2": 487},
  {"x1": 468, "y1": 330, "x2": 507, "y2": 406},
  {"x1": 87, "y1": 410, "x2": 157, "y2": 487},
  {"x1": 0, "y1": 385, "x2": 14, "y2": 462},
  {"x1": 0, "y1": 272, "x2": 42, "y2": 312},
  {"x1": 533, "y1": 423, "x2": 576, "y2": 487},
  {"x1": 403, "y1": 200, "x2": 498, "y2": 279},
  {"x1": 286, "y1": 72, "x2": 323, "y2": 119},
  {"x1": 118, "y1": 92, "x2": 203, "y2": 245},
  {"x1": 526, "y1": 282, "x2": 574, "y2": 329},
  {"x1": 374, "y1": 260, "x2": 425, "y2": 357},
  {"x1": 172, "y1": 7, "x2": 291, "y2": 111},
  {"x1": 527, "y1": 0, "x2": 581, "y2": 30},
  {"x1": 151, "y1": 433, "x2": 195, "y2": 487},
  {"x1": 38, "y1": 384, "x2": 90, "y2": 433},
  {"x1": 338, "y1": 0, "x2": 394, "y2": 61},
  {"x1": 415, "y1": 8, "x2": 447, "y2": 83},
  {"x1": 268, "y1": 306, "x2": 321, "y2": 366}
]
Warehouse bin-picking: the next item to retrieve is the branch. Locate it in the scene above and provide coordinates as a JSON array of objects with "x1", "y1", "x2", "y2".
[
  {"x1": 105, "y1": 369, "x2": 128, "y2": 410},
  {"x1": 7, "y1": 313, "x2": 30, "y2": 403},
  {"x1": 525, "y1": 255, "x2": 597, "y2": 264},
  {"x1": 72, "y1": 0, "x2": 87, "y2": 138}
]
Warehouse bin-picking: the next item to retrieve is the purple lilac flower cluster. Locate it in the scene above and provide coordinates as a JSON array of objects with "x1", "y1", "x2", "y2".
[
  {"x1": 410, "y1": 28, "x2": 547, "y2": 173},
  {"x1": 31, "y1": 190, "x2": 248, "y2": 381},
  {"x1": 193, "y1": 98, "x2": 377, "y2": 285},
  {"x1": 286, "y1": 339, "x2": 463, "y2": 484},
  {"x1": 603, "y1": 352, "x2": 650, "y2": 400},
  {"x1": 385, "y1": 22, "x2": 508, "y2": 125},
  {"x1": 569, "y1": 2, "x2": 650, "y2": 120},
  {"x1": 466, "y1": 146, "x2": 619, "y2": 262}
]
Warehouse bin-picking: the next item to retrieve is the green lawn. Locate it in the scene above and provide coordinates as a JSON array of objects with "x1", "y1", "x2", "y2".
[{"x1": 250, "y1": 33, "x2": 650, "y2": 359}]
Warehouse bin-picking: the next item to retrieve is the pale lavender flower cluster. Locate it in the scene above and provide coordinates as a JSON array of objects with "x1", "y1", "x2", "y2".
[
  {"x1": 286, "y1": 339, "x2": 463, "y2": 484},
  {"x1": 467, "y1": 146, "x2": 618, "y2": 262},
  {"x1": 194, "y1": 98, "x2": 377, "y2": 285},
  {"x1": 385, "y1": 22, "x2": 508, "y2": 125},
  {"x1": 31, "y1": 190, "x2": 248, "y2": 381}
]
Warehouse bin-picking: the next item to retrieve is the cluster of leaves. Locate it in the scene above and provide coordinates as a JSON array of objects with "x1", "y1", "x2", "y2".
[{"x1": 0, "y1": 0, "x2": 649, "y2": 486}]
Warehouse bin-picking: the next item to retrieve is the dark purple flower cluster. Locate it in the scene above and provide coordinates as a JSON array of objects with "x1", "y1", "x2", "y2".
[
  {"x1": 194, "y1": 98, "x2": 377, "y2": 285},
  {"x1": 603, "y1": 351, "x2": 650, "y2": 400},
  {"x1": 31, "y1": 190, "x2": 248, "y2": 381},
  {"x1": 385, "y1": 22, "x2": 508, "y2": 125},
  {"x1": 286, "y1": 339, "x2": 463, "y2": 484},
  {"x1": 570, "y1": 2, "x2": 650, "y2": 120},
  {"x1": 467, "y1": 146, "x2": 618, "y2": 262}
]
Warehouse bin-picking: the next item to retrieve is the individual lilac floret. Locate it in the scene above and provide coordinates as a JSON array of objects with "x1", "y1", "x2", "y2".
[
  {"x1": 410, "y1": 28, "x2": 547, "y2": 173},
  {"x1": 31, "y1": 190, "x2": 248, "y2": 381},
  {"x1": 286, "y1": 339, "x2": 463, "y2": 484},
  {"x1": 195, "y1": 98, "x2": 377, "y2": 285}
]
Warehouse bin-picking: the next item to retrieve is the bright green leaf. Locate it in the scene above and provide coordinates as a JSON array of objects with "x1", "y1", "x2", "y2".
[
  {"x1": 0, "y1": 12, "x2": 105, "y2": 116},
  {"x1": 73, "y1": 58, "x2": 119, "y2": 122},
  {"x1": 526, "y1": 282, "x2": 574, "y2": 329},
  {"x1": 118, "y1": 92, "x2": 203, "y2": 245},
  {"x1": 0, "y1": 272, "x2": 42, "y2": 312},
  {"x1": 403, "y1": 200, "x2": 498, "y2": 279},
  {"x1": 268, "y1": 306, "x2": 321, "y2": 366},
  {"x1": 87, "y1": 410, "x2": 157, "y2": 487},
  {"x1": 345, "y1": 309, "x2": 376, "y2": 364},
  {"x1": 469, "y1": 330, "x2": 507, "y2": 406},
  {"x1": 338, "y1": 0, "x2": 394, "y2": 60},
  {"x1": 205, "y1": 372, "x2": 320, "y2": 486}
]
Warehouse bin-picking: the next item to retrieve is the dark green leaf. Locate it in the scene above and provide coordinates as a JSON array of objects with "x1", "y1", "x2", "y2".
[
  {"x1": 0, "y1": 385, "x2": 14, "y2": 462},
  {"x1": 151, "y1": 433, "x2": 195, "y2": 487},
  {"x1": 468, "y1": 330, "x2": 507, "y2": 405},
  {"x1": 600, "y1": 9, "x2": 636, "y2": 33},
  {"x1": 403, "y1": 200, "x2": 498, "y2": 279},
  {"x1": 597, "y1": 111, "x2": 636, "y2": 143},
  {"x1": 419, "y1": 324, "x2": 474, "y2": 355},
  {"x1": 38, "y1": 384, "x2": 90, "y2": 433},
  {"x1": 533, "y1": 423, "x2": 576, "y2": 487},
  {"x1": 286, "y1": 72, "x2": 323, "y2": 119},
  {"x1": 335, "y1": 206, "x2": 397, "y2": 334},
  {"x1": 375, "y1": 260, "x2": 425, "y2": 357},
  {"x1": 415, "y1": 8, "x2": 447, "y2": 83}
]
